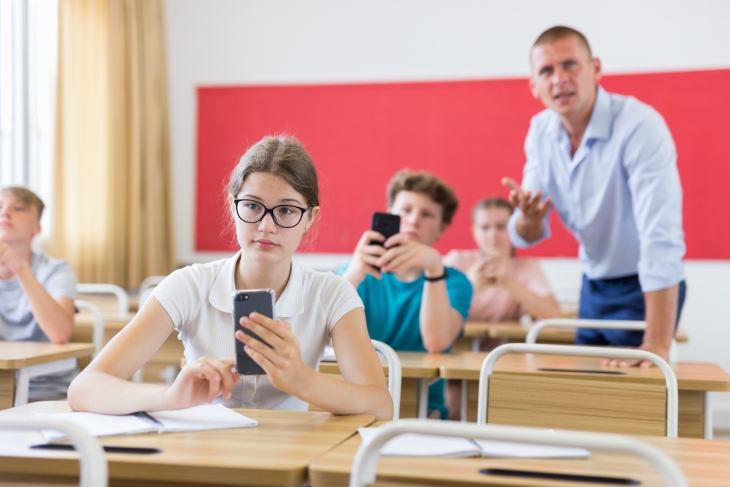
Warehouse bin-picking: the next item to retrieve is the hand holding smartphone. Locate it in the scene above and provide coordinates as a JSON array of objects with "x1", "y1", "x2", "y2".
[
  {"x1": 369, "y1": 212, "x2": 401, "y2": 273},
  {"x1": 370, "y1": 212, "x2": 401, "y2": 246},
  {"x1": 233, "y1": 289, "x2": 275, "y2": 375}
]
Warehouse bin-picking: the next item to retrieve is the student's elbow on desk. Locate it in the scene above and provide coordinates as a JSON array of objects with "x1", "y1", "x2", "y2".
[
  {"x1": 422, "y1": 336, "x2": 450, "y2": 353},
  {"x1": 66, "y1": 372, "x2": 89, "y2": 411}
]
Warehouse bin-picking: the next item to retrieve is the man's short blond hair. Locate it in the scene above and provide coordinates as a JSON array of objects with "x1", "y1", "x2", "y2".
[
  {"x1": 532, "y1": 25, "x2": 592, "y2": 58},
  {"x1": 386, "y1": 170, "x2": 459, "y2": 225},
  {"x1": 1, "y1": 186, "x2": 45, "y2": 220}
]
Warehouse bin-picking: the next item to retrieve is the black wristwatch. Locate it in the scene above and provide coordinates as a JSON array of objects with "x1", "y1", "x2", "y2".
[{"x1": 424, "y1": 267, "x2": 448, "y2": 282}]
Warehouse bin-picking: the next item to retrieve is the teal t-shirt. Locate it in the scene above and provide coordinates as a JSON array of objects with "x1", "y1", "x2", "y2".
[{"x1": 339, "y1": 264, "x2": 473, "y2": 418}]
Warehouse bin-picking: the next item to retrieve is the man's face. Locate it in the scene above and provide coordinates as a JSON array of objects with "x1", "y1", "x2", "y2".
[{"x1": 529, "y1": 35, "x2": 601, "y2": 120}]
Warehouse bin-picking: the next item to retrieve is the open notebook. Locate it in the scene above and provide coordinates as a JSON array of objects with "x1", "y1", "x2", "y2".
[
  {"x1": 358, "y1": 428, "x2": 590, "y2": 459},
  {"x1": 36, "y1": 404, "x2": 257, "y2": 441}
]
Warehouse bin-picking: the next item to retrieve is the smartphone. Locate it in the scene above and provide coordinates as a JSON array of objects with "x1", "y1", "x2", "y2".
[
  {"x1": 370, "y1": 212, "x2": 401, "y2": 245},
  {"x1": 233, "y1": 289, "x2": 275, "y2": 375}
]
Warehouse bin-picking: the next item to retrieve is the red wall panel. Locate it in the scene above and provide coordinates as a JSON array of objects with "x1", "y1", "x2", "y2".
[{"x1": 196, "y1": 69, "x2": 730, "y2": 259}]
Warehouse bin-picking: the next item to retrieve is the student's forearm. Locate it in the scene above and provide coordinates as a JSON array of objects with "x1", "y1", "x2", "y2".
[
  {"x1": 514, "y1": 214, "x2": 546, "y2": 243},
  {"x1": 643, "y1": 284, "x2": 679, "y2": 353},
  {"x1": 502, "y1": 275, "x2": 562, "y2": 319},
  {"x1": 15, "y1": 264, "x2": 74, "y2": 342},
  {"x1": 420, "y1": 273, "x2": 462, "y2": 352},
  {"x1": 68, "y1": 369, "x2": 169, "y2": 414},
  {"x1": 296, "y1": 368, "x2": 394, "y2": 421}
]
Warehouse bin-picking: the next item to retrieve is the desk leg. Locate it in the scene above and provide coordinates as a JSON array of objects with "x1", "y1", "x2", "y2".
[
  {"x1": 0, "y1": 370, "x2": 14, "y2": 410},
  {"x1": 705, "y1": 392, "x2": 713, "y2": 440},
  {"x1": 461, "y1": 380, "x2": 469, "y2": 422},
  {"x1": 471, "y1": 338, "x2": 480, "y2": 352},
  {"x1": 417, "y1": 378, "x2": 439, "y2": 419},
  {"x1": 418, "y1": 379, "x2": 429, "y2": 418}
]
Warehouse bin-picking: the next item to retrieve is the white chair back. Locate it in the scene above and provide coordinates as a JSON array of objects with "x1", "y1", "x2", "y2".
[
  {"x1": 0, "y1": 417, "x2": 108, "y2": 487},
  {"x1": 371, "y1": 340, "x2": 402, "y2": 420},
  {"x1": 349, "y1": 419, "x2": 688, "y2": 487},
  {"x1": 77, "y1": 283, "x2": 130, "y2": 316},
  {"x1": 527, "y1": 318, "x2": 678, "y2": 364},
  {"x1": 75, "y1": 299, "x2": 105, "y2": 356},
  {"x1": 138, "y1": 287, "x2": 154, "y2": 307},
  {"x1": 477, "y1": 343, "x2": 679, "y2": 437},
  {"x1": 139, "y1": 275, "x2": 165, "y2": 294}
]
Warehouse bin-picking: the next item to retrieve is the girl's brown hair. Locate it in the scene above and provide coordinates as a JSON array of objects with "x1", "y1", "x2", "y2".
[
  {"x1": 471, "y1": 196, "x2": 513, "y2": 222},
  {"x1": 227, "y1": 135, "x2": 319, "y2": 207}
]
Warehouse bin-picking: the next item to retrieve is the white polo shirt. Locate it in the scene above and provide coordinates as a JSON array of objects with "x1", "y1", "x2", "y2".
[{"x1": 152, "y1": 251, "x2": 363, "y2": 410}]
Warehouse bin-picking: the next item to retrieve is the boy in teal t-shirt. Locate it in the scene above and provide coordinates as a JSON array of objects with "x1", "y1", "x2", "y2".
[{"x1": 341, "y1": 170, "x2": 473, "y2": 418}]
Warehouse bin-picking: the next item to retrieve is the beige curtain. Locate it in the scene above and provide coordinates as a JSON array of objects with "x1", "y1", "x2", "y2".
[{"x1": 50, "y1": 0, "x2": 175, "y2": 288}]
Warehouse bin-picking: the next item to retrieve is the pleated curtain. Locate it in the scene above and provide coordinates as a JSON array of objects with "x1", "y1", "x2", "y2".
[{"x1": 49, "y1": 0, "x2": 175, "y2": 288}]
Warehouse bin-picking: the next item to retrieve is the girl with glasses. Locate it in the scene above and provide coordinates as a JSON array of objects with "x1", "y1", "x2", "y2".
[{"x1": 69, "y1": 135, "x2": 393, "y2": 420}]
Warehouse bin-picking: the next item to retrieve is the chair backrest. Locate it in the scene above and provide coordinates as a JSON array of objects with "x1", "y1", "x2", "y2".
[
  {"x1": 77, "y1": 283, "x2": 130, "y2": 316},
  {"x1": 477, "y1": 343, "x2": 679, "y2": 437},
  {"x1": 138, "y1": 287, "x2": 154, "y2": 307},
  {"x1": 526, "y1": 318, "x2": 678, "y2": 364},
  {"x1": 139, "y1": 275, "x2": 166, "y2": 294},
  {"x1": 371, "y1": 340, "x2": 402, "y2": 420},
  {"x1": 0, "y1": 417, "x2": 108, "y2": 487},
  {"x1": 75, "y1": 299, "x2": 105, "y2": 356},
  {"x1": 349, "y1": 419, "x2": 688, "y2": 487}
]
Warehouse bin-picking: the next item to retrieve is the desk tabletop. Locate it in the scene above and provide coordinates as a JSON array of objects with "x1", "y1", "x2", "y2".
[
  {"x1": 438, "y1": 352, "x2": 730, "y2": 391},
  {"x1": 475, "y1": 322, "x2": 689, "y2": 344},
  {"x1": 308, "y1": 424, "x2": 730, "y2": 487},
  {"x1": 319, "y1": 351, "x2": 452, "y2": 378},
  {"x1": 0, "y1": 341, "x2": 96, "y2": 369},
  {"x1": 0, "y1": 401, "x2": 374, "y2": 486}
]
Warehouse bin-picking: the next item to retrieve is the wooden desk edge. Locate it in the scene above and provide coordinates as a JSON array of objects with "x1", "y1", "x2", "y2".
[{"x1": 0, "y1": 344, "x2": 96, "y2": 369}]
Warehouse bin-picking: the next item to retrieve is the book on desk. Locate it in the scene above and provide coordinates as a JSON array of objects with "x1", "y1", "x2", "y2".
[{"x1": 33, "y1": 403, "x2": 257, "y2": 441}]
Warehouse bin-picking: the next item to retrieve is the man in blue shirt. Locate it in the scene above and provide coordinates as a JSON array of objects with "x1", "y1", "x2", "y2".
[
  {"x1": 503, "y1": 26, "x2": 686, "y2": 367},
  {"x1": 341, "y1": 170, "x2": 472, "y2": 417}
]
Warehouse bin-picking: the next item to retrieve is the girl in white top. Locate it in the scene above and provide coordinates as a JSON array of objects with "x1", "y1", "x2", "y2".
[{"x1": 69, "y1": 136, "x2": 393, "y2": 421}]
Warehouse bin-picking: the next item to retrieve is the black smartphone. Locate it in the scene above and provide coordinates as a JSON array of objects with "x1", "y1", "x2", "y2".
[
  {"x1": 233, "y1": 289, "x2": 275, "y2": 375},
  {"x1": 370, "y1": 212, "x2": 401, "y2": 245}
]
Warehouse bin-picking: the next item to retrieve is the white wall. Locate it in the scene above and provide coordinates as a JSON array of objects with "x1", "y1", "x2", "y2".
[{"x1": 163, "y1": 0, "x2": 730, "y2": 429}]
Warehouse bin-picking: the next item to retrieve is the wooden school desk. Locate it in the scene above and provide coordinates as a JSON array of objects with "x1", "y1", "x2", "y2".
[
  {"x1": 73, "y1": 312, "x2": 185, "y2": 382},
  {"x1": 0, "y1": 342, "x2": 95, "y2": 409},
  {"x1": 464, "y1": 321, "x2": 689, "y2": 350},
  {"x1": 0, "y1": 401, "x2": 374, "y2": 487},
  {"x1": 319, "y1": 352, "x2": 449, "y2": 419},
  {"x1": 439, "y1": 352, "x2": 730, "y2": 438},
  {"x1": 308, "y1": 423, "x2": 730, "y2": 487}
]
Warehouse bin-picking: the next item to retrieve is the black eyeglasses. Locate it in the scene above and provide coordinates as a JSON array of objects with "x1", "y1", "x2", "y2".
[{"x1": 233, "y1": 199, "x2": 310, "y2": 228}]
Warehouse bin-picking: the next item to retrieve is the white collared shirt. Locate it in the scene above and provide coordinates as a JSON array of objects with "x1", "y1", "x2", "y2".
[
  {"x1": 152, "y1": 251, "x2": 363, "y2": 410},
  {"x1": 508, "y1": 87, "x2": 685, "y2": 291}
]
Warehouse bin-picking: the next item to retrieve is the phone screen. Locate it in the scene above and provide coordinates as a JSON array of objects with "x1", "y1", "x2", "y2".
[
  {"x1": 371, "y1": 212, "x2": 401, "y2": 245},
  {"x1": 233, "y1": 289, "x2": 275, "y2": 375}
]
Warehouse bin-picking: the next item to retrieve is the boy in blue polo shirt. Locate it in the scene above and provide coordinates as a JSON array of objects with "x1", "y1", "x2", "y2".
[{"x1": 341, "y1": 170, "x2": 472, "y2": 418}]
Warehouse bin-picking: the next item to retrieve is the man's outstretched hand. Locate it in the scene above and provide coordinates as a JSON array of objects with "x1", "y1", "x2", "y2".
[{"x1": 502, "y1": 177, "x2": 553, "y2": 222}]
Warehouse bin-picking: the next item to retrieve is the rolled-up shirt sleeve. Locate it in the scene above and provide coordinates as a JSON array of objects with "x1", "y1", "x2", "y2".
[
  {"x1": 623, "y1": 110, "x2": 685, "y2": 292},
  {"x1": 508, "y1": 123, "x2": 552, "y2": 248}
]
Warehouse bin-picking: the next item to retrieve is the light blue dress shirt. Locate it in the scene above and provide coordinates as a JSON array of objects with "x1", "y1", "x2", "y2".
[{"x1": 508, "y1": 86, "x2": 685, "y2": 292}]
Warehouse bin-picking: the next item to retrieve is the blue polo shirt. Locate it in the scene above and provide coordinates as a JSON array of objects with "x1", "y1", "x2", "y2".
[{"x1": 339, "y1": 265, "x2": 472, "y2": 417}]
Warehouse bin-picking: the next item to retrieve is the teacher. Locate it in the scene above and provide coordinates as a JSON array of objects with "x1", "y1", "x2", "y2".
[{"x1": 504, "y1": 26, "x2": 686, "y2": 366}]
